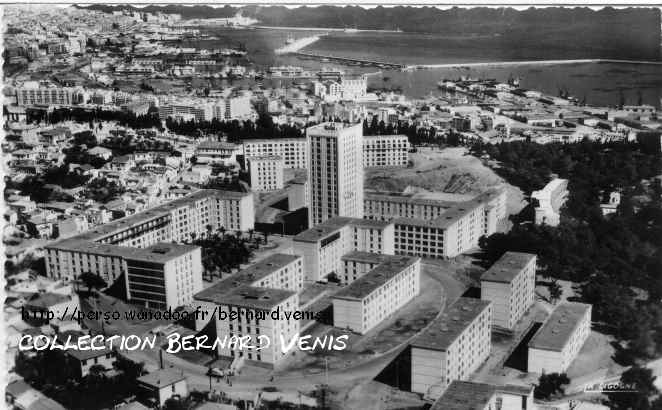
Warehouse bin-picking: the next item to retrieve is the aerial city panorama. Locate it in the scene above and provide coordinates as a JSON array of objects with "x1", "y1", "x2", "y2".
[{"x1": 2, "y1": 4, "x2": 662, "y2": 410}]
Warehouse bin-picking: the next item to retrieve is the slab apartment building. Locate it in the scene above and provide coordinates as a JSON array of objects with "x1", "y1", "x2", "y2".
[
  {"x1": 528, "y1": 301, "x2": 592, "y2": 374},
  {"x1": 332, "y1": 254, "x2": 421, "y2": 334},
  {"x1": 480, "y1": 252, "x2": 537, "y2": 330},
  {"x1": 410, "y1": 297, "x2": 492, "y2": 399}
]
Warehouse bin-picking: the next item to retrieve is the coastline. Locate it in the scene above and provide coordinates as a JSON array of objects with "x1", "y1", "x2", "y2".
[{"x1": 406, "y1": 58, "x2": 662, "y2": 70}]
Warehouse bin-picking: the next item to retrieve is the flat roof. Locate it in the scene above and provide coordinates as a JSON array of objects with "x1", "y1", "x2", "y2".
[
  {"x1": 480, "y1": 252, "x2": 536, "y2": 283},
  {"x1": 305, "y1": 122, "x2": 362, "y2": 137},
  {"x1": 528, "y1": 302, "x2": 591, "y2": 352},
  {"x1": 411, "y1": 297, "x2": 491, "y2": 352},
  {"x1": 137, "y1": 369, "x2": 186, "y2": 388},
  {"x1": 218, "y1": 285, "x2": 296, "y2": 310},
  {"x1": 47, "y1": 189, "x2": 249, "y2": 245},
  {"x1": 194, "y1": 253, "x2": 300, "y2": 303},
  {"x1": 430, "y1": 381, "x2": 495, "y2": 410},
  {"x1": 48, "y1": 239, "x2": 198, "y2": 262},
  {"x1": 293, "y1": 217, "x2": 392, "y2": 243},
  {"x1": 341, "y1": 251, "x2": 405, "y2": 265},
  {"x1": 333, "y1": 255, "x2": 419, "y2": 300},
  {"x1": 364, "y1": 191, "x2": 458, "y2": 208},
  {"x1": 431, "y1": 381, "x2": 533, "y2": 410}
]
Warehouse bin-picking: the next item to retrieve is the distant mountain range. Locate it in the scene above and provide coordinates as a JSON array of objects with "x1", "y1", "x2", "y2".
[{"x1": 77, "y1": 5, "x2": 662, "y2": 61}]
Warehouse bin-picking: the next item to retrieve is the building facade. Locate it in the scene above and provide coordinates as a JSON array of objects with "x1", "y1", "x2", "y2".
[
  {"x1": 125, "y1": 244, "x2": 202, "y2": 310},
  {"x1": 306, "y1": 122, "x2": 364, "y2": 226},
  {"x1": 480, "y1": 252, "x2": 537, "y2": 330},
  {"x1": 247, "y1": 155, "x2": 284, "y2": 191},
  {"x1": 362, "y1": 135, "x2": 410, "y2": 168},
  {"x1": 194, "y1": 141, "x2": 242, "y2": 165},
  {"x1": 242, "y1": 138, "x2": 308, "y2": 169},
  {"x1": 16, "y1": 86, "x2": 86, "y2": 106},
  {"x1": 532, "y1": 178, "x2": 569, "y2": 227},
  {"x1": 411, "y1": 298, "x2": 492, "y2": 399}
]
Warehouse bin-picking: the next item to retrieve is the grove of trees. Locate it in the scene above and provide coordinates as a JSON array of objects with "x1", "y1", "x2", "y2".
[{"x1": 474, "y1": 139, "x2": 662, "y2": 368}]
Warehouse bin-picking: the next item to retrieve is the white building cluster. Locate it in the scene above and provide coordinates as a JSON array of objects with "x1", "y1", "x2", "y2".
[
  {"x1": 194, "y1": 253, "x2": 303, "y2": 365},
  {"x1": 44, "y1": 190, "x2": 254, "y2": 309}
]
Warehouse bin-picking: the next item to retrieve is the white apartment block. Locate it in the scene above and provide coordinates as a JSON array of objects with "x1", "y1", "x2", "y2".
[
  {"x1": 158, "y1": 99, "x2": 213, "y2": 122},
  {"x1": 365, "y1": 193, "x2": 457, "y2": 221},
  {"x1": 44, "y1": 241, "x2": 202, "y2": 310},
  {"x1": 16, "y1": 86, "x2": 86, "y2": 106},
  {"x1": 212, "y1": 94, "x2": 252, "y2": 120},
  {"x1": 247, "y1": 155, "x2": 284, "y2": 191},
  {"x1": 341, "y1": 251, "x2": 410, "y2": 285},
  {"x1": 214, "y1": 288, "x2": 299, "y2": 365},
  {"x1": 363, "y1": 135, "x2": 410, "y2": 168},
  {"x1": 243, "y1": 135, "x2": 411, "y2": 171},
  {"x1": 532, "y1": 178, "x2": 569, "y2": 227},
  {"x1": 242, "y1": 138, "x2": 308, "y2": 169},
  {"x1": 306, "y1": 122, "x2": 364, "y2": 226},
  {"x1": 332, "y1": 255, "x2": 420, "y2": 334},
  {"x1": 528, "y1": 302, "x2": 592, "y2": 374},
  {"x1": 365, "y1": 188, "x2": 507, "y2": 226},
  {"x1": 193, "y1": 253, "x2": 304, "y2": 331},
  {"x1": 195, "y1": 141, "x2": 242, "y2": 165},
  {"x1": 411, "y1": 298, "x2": 492, "y2": 399},
  {"x1": 292, "y1": 217, "x2": 394, "y2": 283},
  {"x1": 125, "y1": 244, "x2": 202, "y2": 310},
  {"x1": 45, "y1": 190, "x2": 254, "y2": 282},
  {"x1": 340, "y1": 74, "x2": 368, "y2": 101},
  {"x1": 480, "y1": 252, "x2": 537, "y2": 330},
  {"x1": 394, "y1": 200, "x2": 486, "y2": 259},
  {"x1": 430, "y1": 381, "x2": 534, "y2": 410}
]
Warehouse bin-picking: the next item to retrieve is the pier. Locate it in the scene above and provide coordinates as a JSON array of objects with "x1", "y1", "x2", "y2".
[{"x1": 291, "y1": 52, "x2": 405, "y2": 69}]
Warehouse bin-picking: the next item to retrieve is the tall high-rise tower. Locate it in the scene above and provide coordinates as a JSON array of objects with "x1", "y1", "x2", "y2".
[{"x1": 306, "y1": 122, "x2": 364, "y2": 227}]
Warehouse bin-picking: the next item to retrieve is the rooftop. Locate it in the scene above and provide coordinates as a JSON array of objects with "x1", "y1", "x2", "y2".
[
  {"x1": 293, "y1": 217, "x2": 392, "y2": 243},
  {"x1": 394, "y1": 199, "x2": 483, "y2": 230},
  {"x1": 528, "y1": 302, "x2": 591, "y2": 352},
  {"x1": 480, "y1": 252, "x2": 536, "y2": 284},
  {"x1": 217, "y1": 285, "x2": 296, "y2": 310},
  {"x1": 430, "y1": 381, "x2": 533, "y2": 410},
  {"x1": 333, "y1": 255, "x2": 419, "y2": 300},
  {"x1": 46, "y1": 189, "x2": 250, "y2": 245},
  {"x1": 48, "y1": 240, "x2": 199, "y2": 263},
  {"x1": 411, "y1": 297, "x2": 491, "y2": 351},
  {"x1": 341, "y1": 251, "x2": 405, "y2": 265},
  {"x1": 137, "y1": 369, "x2": 186, "y2": 388},
  {"x1": 194, "y1": 253, "x2": 301, "y2": 303},
  {"x1": 25, "y1": 293, "x2": 74, "y2": 310},
  {"x1": 365, "y1": 191, "x2": 458, "y2": 208},
  {"x1": 305, "y1": 121, "x2": 362, "y2": 137},
  {"x1": 430, "y1": 381, "x2": 494, "y2": 410}
]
